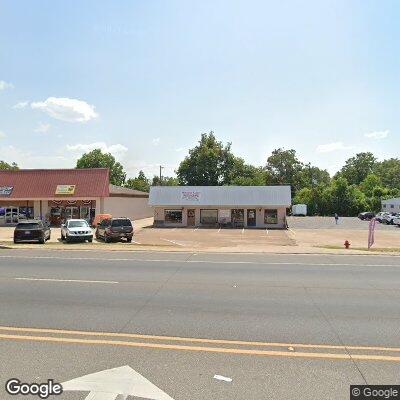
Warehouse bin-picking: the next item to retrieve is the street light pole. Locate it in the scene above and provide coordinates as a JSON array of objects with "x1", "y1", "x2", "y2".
[{"x1": 159, "y1": 165, "x2": 164, "y2": 186}]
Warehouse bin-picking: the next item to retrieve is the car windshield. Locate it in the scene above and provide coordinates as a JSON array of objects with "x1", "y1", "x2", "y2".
[
  {"x1": 68, "y1": 221, "x2": 89, "y2": 228},
  {"x1": 16, "y1": 223, "x2": 41, "y2": 229},
  {"x1": 112, "y1": 219, "x2": 132, "y2": 227}
]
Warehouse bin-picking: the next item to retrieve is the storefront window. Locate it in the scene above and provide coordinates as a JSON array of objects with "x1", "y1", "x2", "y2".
[
  {"x1": 231, "y1": 209, "x2": 244, "y2": 227},
  {"x1": 264, "y1": 209, "x2": 278, "y2": 224},
  {"x1": 165, "y1": 210, "x2": 183, "y2": 223},
  {"x1": 200, "y1": 209, "x2": 218, "y2": 225}
]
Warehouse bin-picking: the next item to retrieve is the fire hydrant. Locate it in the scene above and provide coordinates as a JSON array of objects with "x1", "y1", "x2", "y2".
[{"x1": 344, "y1": 240, "x2": 350, "y2": 249}]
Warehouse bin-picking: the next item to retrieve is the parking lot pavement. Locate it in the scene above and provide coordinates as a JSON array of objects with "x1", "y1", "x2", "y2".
[
  {"x1": 288, "y1": 216, "x2": 399, "y2": 230},
  {"x1": 134, "y1": 226, "x2": 296, "y2": 250}
]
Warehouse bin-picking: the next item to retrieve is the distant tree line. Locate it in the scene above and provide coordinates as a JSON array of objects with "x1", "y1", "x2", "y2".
[{"x1": 2, "y1": 131, "x2": 398, "y2": 216}]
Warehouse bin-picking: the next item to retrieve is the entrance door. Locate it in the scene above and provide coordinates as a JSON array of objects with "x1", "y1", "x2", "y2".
[
  {"x1": 187, "y1": 209, "x2": 195, "y2": 226},
  {"x1": 247, "y1": 209, "x2": 256, "y2": 227},
  {"x1": 231, "y1": 209, "x2": 244, "y2": 228},
  {"x1": 5, "y1": 207, "x2": 18, "y2": 224},
  {"x1": 80, "y1": 206, "x2": 90, "y2": 222},
  {"x1": 64, "y1": 206, "x2": 79, "y2": 220}
]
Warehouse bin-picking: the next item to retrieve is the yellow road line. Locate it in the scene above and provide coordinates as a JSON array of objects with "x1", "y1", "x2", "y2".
[
  {"x1": 0, "y1": 325, "x2": 399, "y2": 353},
  {"x1": 0, "y1": 333, "x2": 399, "y2": 362}
]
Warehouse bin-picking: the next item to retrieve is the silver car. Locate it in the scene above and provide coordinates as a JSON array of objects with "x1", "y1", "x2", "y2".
[{"x1": 61, "y1": 219, "x2": 93, "y2": 243}]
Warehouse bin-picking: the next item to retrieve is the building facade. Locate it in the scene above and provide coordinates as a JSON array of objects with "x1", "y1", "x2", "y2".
[
  {"x1": 381, "y1": 198, "x2": 400, "y2": 213},
  {"x1": 0, "y1": 168, "x2": 152, "y2": 226},
  {"x1": 149, "y1": 185, "x2": 291, "y2": 228}
]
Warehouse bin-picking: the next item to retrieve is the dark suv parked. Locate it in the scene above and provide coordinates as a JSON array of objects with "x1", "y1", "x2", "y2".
[
  {"x1": 14, "y1": 220, "x2": 51, "y2": 244},
  {"x1": 95, "y1": 217, "x2": 133, "y2": 242},
  {"x1": 357, "y1": 212, "x2": 375, "y2": 221}
]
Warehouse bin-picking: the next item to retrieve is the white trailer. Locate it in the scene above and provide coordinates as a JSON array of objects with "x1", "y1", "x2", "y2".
[{"x1": 292, "y1": 204, "x2": 307, "y2": 216}]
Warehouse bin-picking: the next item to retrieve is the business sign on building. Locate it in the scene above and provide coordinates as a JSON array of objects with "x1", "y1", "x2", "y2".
[
  {"x1": 181, "y1": 191, "x2": 200, "y2": 202},
  {"x1": 0, "y1": 186, "x2": 13, "y2": 196},
  {"x1": 55, "y1": 185, "x2": 76, "y2": 195}
]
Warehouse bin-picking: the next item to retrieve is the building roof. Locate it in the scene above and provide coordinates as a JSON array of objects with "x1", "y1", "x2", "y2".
[
  {"x1": 149, "y1": 185, "x2": 291, "y2": 206},
  {"x1": 0, "y1": 168, "x2": 109, "y2": 199},
  {"x1": 109, "y1": 184, "x2": 149, "y2": 198},
  {"x1": 382, "y1": 198, "x2": 400, "y2": 205}
]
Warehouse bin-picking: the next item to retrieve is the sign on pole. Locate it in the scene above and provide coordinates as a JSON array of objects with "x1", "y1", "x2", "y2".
[{"x1": 368, "y1": 217, "x2": 376, "y2": 249}]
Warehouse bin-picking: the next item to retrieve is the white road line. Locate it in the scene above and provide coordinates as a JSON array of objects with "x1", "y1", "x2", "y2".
[
  {"x1": 160, "y1": 238, "x2": 184, "y2": 247},
  {"x1": 265, "y1": 229, "x2": 269, "y2": 235},
  {"x1": 218, "y1": 228, "x2": 221, "y2": 233},
  {"x1": 241, "y1": 228, "x2": 244, "y2": 234},
  {"x1": 131, "y1": 240, "x2": 141, "y2": 245},
  {"x1": 0, "y1": 255, "x2": 398, "y2": 267},
  {"x1": 14, "y1": 277, "x2": 119, "y2": 284}
]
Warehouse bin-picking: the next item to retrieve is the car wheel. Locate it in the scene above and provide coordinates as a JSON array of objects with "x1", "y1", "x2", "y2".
[
  {"x1": 126, "y1": 238, "x2": 132, "y2": 243},
  {"x1": 104, "y1": 234, "x2": 111, "y2": 243},
  {"x1": 61, "y1": 232, "x2": 65, "y2": 240},
  {"x1": 39, "y1": 237, "x2": 45, "y2": 244},
  {"x1": 95, "y1": 231, "x2": 100, "y2": 240},
  {"x1": 88, "y1": 238, "x2": 93, "y2": 243}
]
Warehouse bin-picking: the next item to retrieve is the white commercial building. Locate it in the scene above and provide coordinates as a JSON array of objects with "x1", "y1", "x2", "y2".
[
  {"x1": 149, "y1": 185, "x2": 291, "y2": 228},
  {"x1": 382, "y1": 198, "x2": 400, "y2": 213}
]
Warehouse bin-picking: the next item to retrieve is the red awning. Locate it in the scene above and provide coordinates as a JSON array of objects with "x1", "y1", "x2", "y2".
[{"x1": 0, "y1": 168, "x2": 109, "y2": 199}]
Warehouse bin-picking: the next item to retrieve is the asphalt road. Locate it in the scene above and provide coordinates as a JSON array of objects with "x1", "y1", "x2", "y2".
[{"x1": 0, "y1": 249, "x2": 399, "y2": 399}]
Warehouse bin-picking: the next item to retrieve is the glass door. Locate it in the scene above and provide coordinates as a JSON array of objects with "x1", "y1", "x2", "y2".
[
  {"x1": 5, "y1": 207, "x2": 19, "y2": 224},
  {"x1": 80, "y1": 206, "x2": 90, "y2": 222},
  {"x1": 64, "y1": 206, "x2": 79, "y2": 220}
]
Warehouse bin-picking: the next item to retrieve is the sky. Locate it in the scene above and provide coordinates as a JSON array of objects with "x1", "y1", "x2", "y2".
[{"x1": 0, "y1": 0, "x2": 399, "y2": 178}]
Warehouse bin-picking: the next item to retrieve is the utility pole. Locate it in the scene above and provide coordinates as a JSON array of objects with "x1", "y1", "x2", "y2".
[{"x1": 159, "y1": 165, "x2": 164, "y2": 186}]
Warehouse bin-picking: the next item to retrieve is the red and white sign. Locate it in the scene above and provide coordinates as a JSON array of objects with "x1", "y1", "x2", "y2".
[
  {"x1": 181, "y1": 191, "x2": 200, "y2": 202},
  {"x1": 368, "y1": 217, "x2": 376, "y2": 249}
]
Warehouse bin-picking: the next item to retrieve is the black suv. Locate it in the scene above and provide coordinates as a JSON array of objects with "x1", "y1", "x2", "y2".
[
  {"x1": 95, "y1": 217, "x2": 133, "y2": 243},
  {"x1": 357, "y1": 212, "x2": 375, "y2": 221},
  {"x1": 14, "y1": 220, "x2": 51, "y2": 244}
]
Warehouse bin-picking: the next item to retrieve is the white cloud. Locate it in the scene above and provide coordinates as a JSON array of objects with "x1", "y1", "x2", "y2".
[
  {"x1": 152, "y1": 138, "x2": 160, "y2": 146},
  {"x1": 13, "y1": 101, "x2": 28, "y2": 109},
  {"x1": 31, "y1": 97, "x2": 98, "y2": 122},
  {"x1": 34, "y1": 122, "x2": 51, "y2": 133},
  {"x1": 175, "y1": 147, "x2": 185, "y2": 152},
  {"x1": 0, "y1": 80, "x2": 13, "y2": 90},
  {"x1": 0, "y1": 131, "x2": 6, "y2": 139},
  {"x1": 66, "y1": 142, "x2": 128, "y2": 157},
  {"x1": 364, "y1": 130, "x2": 389, "y2": 140},
  {"x1": 316, "y1": 142, "x2": 352, "y2": 153}
]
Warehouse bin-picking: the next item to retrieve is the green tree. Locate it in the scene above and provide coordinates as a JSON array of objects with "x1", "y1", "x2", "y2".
[
  {"x1": 76, "y1": 149, "x2": 126, "y2": 186},
  {"x1": 125, "y1": 170, "x2": 150, "y2": 192},
  {"x1": 323, "y1": 177, "x2": 368, "y2": 216},
  {"x1": 359, "y1": 174, "x2": 382, "y2": 197},
  {"x1": 152, "y1": 175, "x2": 179, "y2": 186},
  {"x1": 337, "y1": 152, "x2": 377, "y2": 185},
  {"x1": 298, "y1": 164, "x2": 330, "y2": 188},
  {"x1": 265, "y1": 148, "x2": 303, "y2": 194},
  {"x1": 0, "y1": 161, "x2": 18, "y2": 170},
  {"x1": 177, "y1": 132, "x2": 239, "y2": 185},
  {"x1": 373, "y1": 158, "x2": 400, "y2": 189}
]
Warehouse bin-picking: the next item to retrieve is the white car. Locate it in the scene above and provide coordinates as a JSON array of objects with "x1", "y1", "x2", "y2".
[
  {"x1": 61, "y1": 219, "x2": 93, "y2": 243},
  {"x1": 382, "y1": 213, "x2": 400, "y2": 225},
  {"x1": 392, "y1": 216, "x2": 400, "y2": 227}
]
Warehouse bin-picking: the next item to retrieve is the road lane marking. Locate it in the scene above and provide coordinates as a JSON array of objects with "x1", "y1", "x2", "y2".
[
  {"x1": 0, "y1": 333, "x2": 399, "y2": 362},
  {"x1": 0, "y1": 254, "x2": 398, "y2": 268},
  {"x1": 160, "y1": 239, "x2": 184, "y2": 247},
  {"x1": 14, "y1": 278, "x2": 119, "y2": 284},
  {"x1": 0, "y1": 326, "x2": 399, "y2": 353}
]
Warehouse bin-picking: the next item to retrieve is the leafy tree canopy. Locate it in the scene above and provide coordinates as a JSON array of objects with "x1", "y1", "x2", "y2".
[
  {"x1": 125, "y1": 170, "x2": 150, "y2": 192},
  {"x1": 76, "y1": 148, "x2": 126, "y2": 186},
  {"x1": 337, "y1": 152, "x2": 377, "y2": 185},
  {"x1": 0, "y1": 160, "x2": 18, "y2": 170}
]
